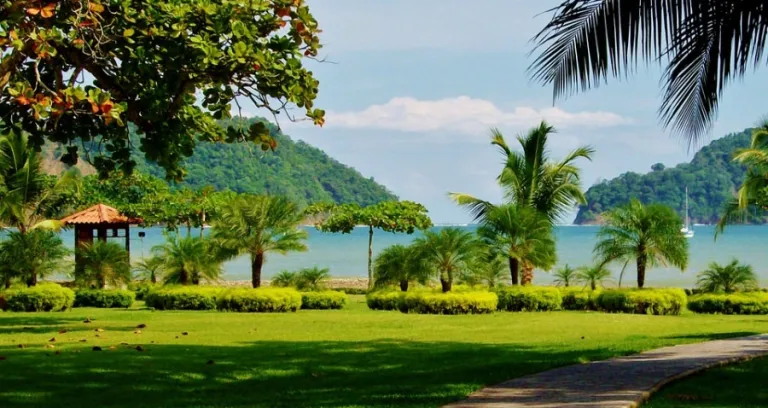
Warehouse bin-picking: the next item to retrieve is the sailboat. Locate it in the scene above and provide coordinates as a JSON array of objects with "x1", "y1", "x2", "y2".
[{"x1": 681, "y1": 187, "x2": 694, "y2": 239}]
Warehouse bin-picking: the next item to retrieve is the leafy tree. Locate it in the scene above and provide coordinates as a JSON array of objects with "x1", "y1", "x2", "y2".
[
  {"x1": 0, "y1": 0, "x2": 324, "y2": 178},
  {"x1": 553, "y1": 264, "x2": 577, "y2": 287},
  {"x1": 696, "y1": 260, "x2": 758, "y2": 293},
  {"x1": 213, "y1": 195, "x2": 308, "y2": 288},
  {"x1": 270, "y1": 271, "x2": 298, "y2": 288},
  {"x1": 295, "y1": 267, "x2": 331, "y2": 291},
  {"x1": 133, "y1": 256, "x2": 164, "y2": 284},
  {"x1": 411, "y1": 228, "x2": 479, "y2": 293},
  {"x1": 594, "y1": 199, "x2": 689, "y2": 288},
  {"x1": 530, "y1": 1, "x2": 764, "y2": 140},
  {"x1": 373, "y1": 244, "x2": 430, "y2": 292},
  {"x1": 309, "y1": 201, "x2": 432, "y2": 289},
  {"x1": 76, "y1": 241, "x2": 131, "y2": 289},
  {"x1": 575, "y1": 264, "x2": 613, "y2": 291},
  {"x1": 0, "y1": 229, "x2": 68, "y2": 287},
  {"x1": 152, "y1": 235, "x2": 222, "y2": 285},
  {"x1": 476, "y1": 204, "x2": 557, "y2": 285}
]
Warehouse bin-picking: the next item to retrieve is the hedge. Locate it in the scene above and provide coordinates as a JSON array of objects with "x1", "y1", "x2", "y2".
[
  {"x1": 398, "y1": 291, "x2": 497, "y2": 315},
  {"x1": 145, "y1": 287, "x2": 219, "y2": 311},
  {"x1": 596, "y1": 288, "x2": 687, "y2": 315},
  {"x1": 301, "y1": 291, "x2": 348, "y2": 310},
  {"x1": 74, "y1": 289, "x2": 135, "y2": 308},
  {"x1": 334, "y1": 287, "x2": 367, "y2": 295},
  {"x1": 496, "y1": 286, "x2": 562, "y2": 312},
  {"x1": 560, "y1": 288, "x2": 601, "y2": 311},
  {"x1": 366, "y1": 291, "x2": 402, "y2": 311},
  {"x1": 688, "y1": 292, "x2": 768, "y2": 315},
  {"x1": 217, "y1": 288, "x2": 302, "y2": 312},
  {"x1": 1, "y1": 284, "x2": 75, "y2": 312},
  {"x1": 127, "y1": 282, "x2": 159, "y2": 301}
]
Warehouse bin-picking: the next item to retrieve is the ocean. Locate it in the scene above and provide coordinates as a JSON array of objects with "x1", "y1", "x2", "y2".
[{"x1": 38, "y1": 224, "x2": 768, "y2": 288}]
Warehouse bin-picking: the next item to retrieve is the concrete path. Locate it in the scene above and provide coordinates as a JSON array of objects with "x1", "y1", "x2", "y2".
[{"x1": 444, "y1": 334, "x2": 768, "y2": 408}]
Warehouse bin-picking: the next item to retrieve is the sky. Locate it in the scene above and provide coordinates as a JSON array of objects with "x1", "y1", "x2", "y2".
[{"x1": 255, "y1": 0, "x2": 768, "y2": 224}]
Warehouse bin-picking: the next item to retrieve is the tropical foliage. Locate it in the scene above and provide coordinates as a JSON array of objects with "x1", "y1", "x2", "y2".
[
  {"x1": 552, "y1": 265, "x2": 577, "y2": 287},
  {"x1": 0, "y1": 229, "x2": 68, "y2": 287},
  {"x1": 575, "y1": 264, "x2": 613, "y2": 291},
  {"x1": 152, "y1": 235, "x2": 222, "y2": 285},
  {"x1": 594, "y1": 199, "x2": 689, "y2": 288},
  {"x1": 373, "y1": 244, "x2": 429, "y2": 291},
  {"x1": 696, "y1": 260, "x2": 758, "y2": 294},
  {"x1": 76, "y1": 241, "x2": 132, "y2": 289},
  {"x1": 411, "y1": 228, "x2": 479, "y2": 293},
  {"x1": 133, "y1": 257, "x2": 164, "y2": 284},
  {"x1": 458, "y1": 252, "x2": 508, "y2": 289},
  {"x1": 213, "y1": 195, "x2": 308, "y2": 288},
  {"x1": 294, "y1": 267, "x2": 331, "y2": 291}
]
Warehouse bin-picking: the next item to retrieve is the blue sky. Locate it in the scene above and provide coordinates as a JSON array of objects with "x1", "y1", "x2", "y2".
[{"x1": 262, "y1": 0, "x2": 768, "y2": 223}]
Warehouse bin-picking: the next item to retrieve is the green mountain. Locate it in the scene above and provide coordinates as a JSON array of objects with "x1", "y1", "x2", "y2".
[{"x1": 575, "y1": 128, "x2": 760, "y2": 225}]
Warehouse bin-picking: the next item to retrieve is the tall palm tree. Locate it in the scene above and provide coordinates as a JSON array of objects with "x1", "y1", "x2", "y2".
[
  {"x1": 575, "y1": 264, "x2": 613, "y2": 291},
  {"x1": 553, "y1": 264, "x2": 577, "y2": 287},
  {"x1": 476, "y1": 204, "x2": 557, "y2": 285},
  {"x1": 697, "y1": 259, "x2": 758, "y2": 293},
  {"x1": 411, "y1": 227, "x2": 479, "y2": 293},
  {"x1": 0, "y1": 229, "x2": 69, "y2": 287},
  {"x1": 133, "y1": 256, "x2": 164, "y2": 284},
  {"x1": 594, "y1": 199, "x2": 689, "y2": 288},
  {"x1": 212, "y1": 195, "x2": 308, "y2": 288},
  {"x1": 76, "y1": 241, "x2": 132, "y2": 289},
  {"x1": 373, "y1": 244, "x2": 430, "y2": 291},
  {"x1": 529, "y1": 1, "x2": 766, "y2": 142},
  {"x1": 152, "y1": 235, "x2": 222, "y2": 285}
]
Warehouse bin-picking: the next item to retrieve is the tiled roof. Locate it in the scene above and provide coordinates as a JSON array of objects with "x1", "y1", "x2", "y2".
[{"x1": 60, "y1": 204, "x2": 142, "y2": 225}]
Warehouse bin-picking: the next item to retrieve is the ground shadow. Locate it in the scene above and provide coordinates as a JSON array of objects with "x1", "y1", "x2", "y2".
[{"x1": 0, "y1": 315, "x2": 140, "y2": 335}]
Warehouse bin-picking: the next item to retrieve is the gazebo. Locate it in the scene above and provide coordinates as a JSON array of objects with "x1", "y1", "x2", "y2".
[{"x1": 60, "y1": 204, "x2": 143, "y2": 273}]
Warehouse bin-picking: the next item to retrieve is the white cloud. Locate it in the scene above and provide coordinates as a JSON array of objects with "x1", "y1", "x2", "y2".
[{"x1": 325, "y1": 97, "x2": 631, "y2": 137}]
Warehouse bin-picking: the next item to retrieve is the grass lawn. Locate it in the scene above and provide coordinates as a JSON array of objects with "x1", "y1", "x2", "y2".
[
  {"x1": 645, "y1": 356, "x2": 768, "y2": 407},
  {"x1": 1, "y1": 295, "x2": 768, "y2": 408}
]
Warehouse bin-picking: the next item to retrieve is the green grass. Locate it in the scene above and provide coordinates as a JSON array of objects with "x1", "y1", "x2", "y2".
[
  {"x1": 645, "y1": 356, "x2": 768, "y2": 407},
  {"x1": 1, "y1": 296, "x2": 767, "y2": 408}
]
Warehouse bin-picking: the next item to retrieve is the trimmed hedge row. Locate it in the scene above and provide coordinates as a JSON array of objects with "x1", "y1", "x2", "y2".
[
  {"x1": 596, "y1": 288, "x2": 687, "y2": 315},
  {"x1": 0, "y1": 284, "x2": 75, "y2": 312},
  {"x1": 399, "y1": 291, "x2": 498, "y2": 314},
  {"x1": 218, "y1": 288, "x2": 302, "y2": 312},
  {"x1": 560, "y1": 288, "x2": 601, "y2": 311},
  {"x1": 74, "y1": 289, "x2": 135, "y2": 308},
  {"x1": 366, "y1": 291, "x2": 402, "y2": 311},
  {"x1": 496, "y1": 286, "x2": 562, "y2": 312},
  {"x1": 145, "y1": 287, "x2": 220, "y2": 310},
  {"x1": 688, "y1": 292, "x2": 768, "y2": 315},
  {"x1": 301, "y1": 291, "x2": 348, "y2": 310},
  {"x1": 127, "y1": 282, "x2": 158, "y2": 301}
]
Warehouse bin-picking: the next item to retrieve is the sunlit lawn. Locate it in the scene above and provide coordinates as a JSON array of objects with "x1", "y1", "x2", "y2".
[{"x1": 1, "y1": 295, "x2": 767, "y2": 408}]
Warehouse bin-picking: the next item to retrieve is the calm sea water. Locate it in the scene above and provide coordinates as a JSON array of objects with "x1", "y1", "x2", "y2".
[{"x1": 38, "y1": 225, "x2": 768, "y2": 287}]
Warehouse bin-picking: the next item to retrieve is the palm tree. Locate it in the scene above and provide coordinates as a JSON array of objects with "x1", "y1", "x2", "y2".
[
  {"x1": 373, "y1": 244, "x2": 430, "y2": 291},
  {"x1": 212, "y1": 195, "x2": 308, "y2": 288},
  {"x1": 459, "y1": 251, "x2": 508, "y2": 289},
  {"x1": 575, "y1": 264, "x2": 613, "y2": 291},
  {"x1": 529, "y1": 1, "x2": 765, "y2": 141},
  {"x1": 476, "y1": 204, "x2": 557, "y2": 285},
  {"x1": 76, "y1": 241, "x2": 132, "y2": 289},
  {"x1": 696, "y1": 260, "x2": 758, "y2": 293},
  {"x1": 451, "y1": 124, "x2": 591, "y2": 283},
  {"x1": 133, "y1": 256, "x2": 164, "y2": 284},
  {"x1": 0, "y1": 229, "x2": 69, "y2": 287},
  {"x1": 271, "y1": 270, "x2": 298, "y2": 288},
  {"x1": 296, "y1": 267, "x2": 331, "y2": 291},
  {"x1": 411, "y1": 227, "x2": 479, "y2": 293},
  {"x1": 594, "y1": 199, "x2": 689, "y2": 288},
  {"x1": 152, "y1": 235, "x2": 222, "y2": 285},
  {"x1": 553, "y1": 264, "x2": 577, "y2": 287}
]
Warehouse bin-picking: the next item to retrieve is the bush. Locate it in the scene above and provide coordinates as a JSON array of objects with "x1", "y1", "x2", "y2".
[
  {"x1": 597, "y1": 288, "x2": 687, "y2": 315},
  {"x1": 127, "y1": 282, "x2": 159, "y2": 301},
  {"x1": 335, "y1": 287, "x2": 367, "y2": 295},
  {"x1": 399, "y1": 290, "x2": 497, "y2": 315},
  {"x1": 301, "y1": 291, "x2": 348, "y2": 310},
  {"x1": 1, "y1": 284, "x2": 75, "y2": 312},
  {"x1": 688, "y1": 292, "x2": 768, "y2": 315},
  {"x1": 74, "y1": 289, "x2": 135, "y2": 308},
  {"x1": 496, "y1": 286, "x2": 562, "y2": 312},
  {"x1": 145, "y1": 287, "x2": 219, "y2": 310},
  {"x1": 366, "y1": 290, "x2": 403, "y2": 310},
  {"x1": 560, "y1": 288, "x2": 601, "y2": 311},
  {"x1": 217, "y1": 288, "x2": 302, "y2": 312}
]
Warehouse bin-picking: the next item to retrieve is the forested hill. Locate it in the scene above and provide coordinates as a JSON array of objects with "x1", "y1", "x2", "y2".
[{"x1": 575, "y1": 128, "x2": 758, "y2": 225}]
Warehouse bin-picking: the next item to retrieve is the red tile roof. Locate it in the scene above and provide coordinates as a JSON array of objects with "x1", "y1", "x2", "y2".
[{"x1": 60, "y1": 204, "x2": 142, "y2": 225}]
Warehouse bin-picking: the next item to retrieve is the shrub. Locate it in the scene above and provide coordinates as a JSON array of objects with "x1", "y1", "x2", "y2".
[
  {"x1": 74, "y1": 289, "x2": 135, "y2": 308},
  {"x1": 127, "y1": 282, "x2": 158, "y2": 301},
  {"x1": 398, "y1": 291, "x2": 497, "y2": 315},
  {"x1": 366, "y1": 290, "x2": 402, "y2": 311},
  {"x1": 335, "y1": 287, "x2": 367, "y2": 295},
  {"x1": 560, "y1": 288, "x2": 601, "y2": 311},
  {"x1": 145, "y1": 287, "x2": 219, "y2": 311},
  {"x1": 217, "y1": 288, "x2": 302, "y2": 312},
  {"x1": 597, "y1": 288, "x2": 687, "y2": 315},
  {"x1": 301, "y1": 291, "x2": 348, "y2": 310},
  {"x1": 1, "y1": 284, "x2": 75, "y2": 312},
  {"x1": 688, "y1": 292, "x2": 768, "y2": 315},
  {"x1": 496, "y1": 286, "x2": 562, "y2": 312}
]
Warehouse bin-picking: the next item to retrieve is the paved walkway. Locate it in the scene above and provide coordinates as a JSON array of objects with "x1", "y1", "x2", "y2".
[{"x1": 444, "y1": 334, "x2": 768, "y2": 408}]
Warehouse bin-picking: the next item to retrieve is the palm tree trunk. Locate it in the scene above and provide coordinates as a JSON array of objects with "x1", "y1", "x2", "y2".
[
  {"x1": 521, "y1": 263, "x2": 534, "y2": 285},
  {"x1": 186, "y1": 222, "x2": 192, "y2": 238},
  {"x1": 99, "y1": 275, "x2": 106, "y2": 289},
  {"x1": 180, "y1": 267, "x2": 189, "y2": 285},
  {"x1": 25, "y1": 273, "x2": 37, "y2": 287},
  {"x1": 440, "y1": 277, "x2": 452, "y2": 293},
  {"x1": 4, "y1": 278, "x2": 11, "y2": 289},
  {"x1": 508, "y1": 257, "x2": 519, "y2": 285},
  {"x1": 251, "y1": 252, "x2": 264, "y2": 288},
  {"x1": 367, "y1": 225, "x2": 374, "y2": 290},
  {"x1": 200, "y1": 211, "x2": 206, "y2": 238},
  {"x1": 399, "y1": 280, "x2": 408, "y2": 292},
  {"x1": 636, "y1": 251, "x2": 647, "y2": 288}
]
